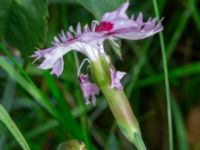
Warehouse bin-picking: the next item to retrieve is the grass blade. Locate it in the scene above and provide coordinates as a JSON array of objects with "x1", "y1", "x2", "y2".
[
  {"x1": 167, "y1": 9, "x2": 191, "y2": 59},
  {"x1": 153, "y1": 0, "x2": 174, "y2": 150},
  {"x1": 137, "y1": 61, "x2": 200, "y2": 87},
  {"x1": 189, "y1": 0, "x2": 200, "y2": 33},
  {"x1": 126, "y1": 40, "x2": 151, "y2": 97},
  {"x1": 172, "y1": 97, "x2": 189, "y2": 150},
  {"x1": 0, "y1": 105, "x2": 30, "y2": 150}
]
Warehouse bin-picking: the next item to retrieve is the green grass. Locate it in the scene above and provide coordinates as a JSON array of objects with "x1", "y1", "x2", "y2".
[
  {"x1": 0, "y1": 105, "x2": 30, "y2": 150},
  {"x1": 153, "y1": 0, "x2": 173, "y2": 150}
]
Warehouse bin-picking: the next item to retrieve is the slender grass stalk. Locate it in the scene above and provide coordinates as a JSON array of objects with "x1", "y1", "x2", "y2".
[
  {"x1": 167, "y1": 9, "x2": 191, "y2": 60},
  {"x1": 126, "y1": 40, "x2": 151, "y2": 97},
  {"x1": 0, "y1": 105, "x2": 31, "y2": 150},
  {"x1": 137, "y1": 61, "x2": 200, "y2": 88},
  {"x1": 189, "y1": 0, "x2": 200, "y2": 33},
  {"x1": 171, "y1": 97, "x2": 189, "y2": 150},
  {"x1": 153, "y1": 0, "x2": 173, "y2": 150}
]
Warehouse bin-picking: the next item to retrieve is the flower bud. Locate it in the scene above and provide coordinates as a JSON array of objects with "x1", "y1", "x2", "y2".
[{"x1": 90, "y1": 57, "x2": 146, "y2": 150}]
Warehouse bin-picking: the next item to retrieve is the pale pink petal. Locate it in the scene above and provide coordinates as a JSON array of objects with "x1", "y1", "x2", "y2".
[
  {"x1": 113, "y1": 18, "x2": 163, "y2": 40},
  {"x1": 50, "y1": 57, "x2": 64, "y2": 77},
  {"x1": 38, "y1": 58, "x2": 53, "y2": 70},
  {"x1": 32, "y1": 22, "x2": 105, "y2": 77},
  {"x1": 96, "y1": 2, "x2": 163, "y2": 40},
  {"x1": 136, "y1": 12, "x2": 143, "y2": 29},
  {"x1": 101, "y1": 2, "x2": 129, "y2": 21},
  {"x1": 67, "y1": 31, "x2": 73, "y2": 39},
  {"x1": 76, "y1": 22, "x2": 81, "y2": 35},
  {"x1": 110, "y1": 68, "x2": 126, "y2": 91},
  {"x1": 79, "y1": 74, "x2": 100, "y2": 105}
]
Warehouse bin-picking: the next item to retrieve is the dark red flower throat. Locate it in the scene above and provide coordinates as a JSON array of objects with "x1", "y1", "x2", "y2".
[{"x1": 95, "y1": 22, "x2": 113, "y2": 32}]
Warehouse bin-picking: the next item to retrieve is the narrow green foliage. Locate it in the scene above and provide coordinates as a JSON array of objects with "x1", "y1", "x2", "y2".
[
  {"x1": 153, "y1": 0, "x2": 174, "y2": 150},
  {"x1": 0, "y1": 105, "x2": 30, "y2": 150},
  {"x1": 138, "y1": 61, "x2": 200, "y2": 88},
  {"x1": 126, "y1": 40, "x2": 151, "y2": 97},
  {"x1": 108, "y1": 40, "x2": 122, "y2": 60},
  {"x1": 189, "y1": 0, "x2": 200, "y2": 33},
  {"x1": 167, "y1": 9, "x2": 191, "y2": 59},
  {"x1": 172, "y1": 97, "x2": 189, "y2": 150}
]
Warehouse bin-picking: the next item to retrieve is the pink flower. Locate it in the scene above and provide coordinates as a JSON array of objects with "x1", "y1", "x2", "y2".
[
  {"x1": 31, "y1": 2, "x2": 163, "y2": 103},
  {"x1": 96, "y1": 2, "x2": 163, "y2": 40},
  {"x1": 110, "y1": 68, "x2": 127, "y2": 91},
  {"x1": 79, "y1": 74, "x2": 100, "y2": 105},
  {"x1": 32, "y1": 2, "x2": 163, "y2": 77}
]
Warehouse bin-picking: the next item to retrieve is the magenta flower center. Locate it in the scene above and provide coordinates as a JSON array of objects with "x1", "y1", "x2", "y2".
[{"x1": 95, "y1": 22, "x2": 113, "y2": 32}]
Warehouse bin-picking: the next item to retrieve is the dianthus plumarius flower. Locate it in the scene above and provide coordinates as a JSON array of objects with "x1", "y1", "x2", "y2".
[
  {"x1": 32, "y1": 1, "x2": 163, "y2": 104},
  {"x1": 32, "y1": 2, "x2": 163, "y2": 149},
  {"x1": 32, "y1": 1, "x2": 163, "y2": 78}
]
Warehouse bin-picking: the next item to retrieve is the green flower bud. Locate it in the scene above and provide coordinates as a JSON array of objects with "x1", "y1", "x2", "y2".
[{"x1": 90, "y1": 57, "x2": 147, "y2": 150}]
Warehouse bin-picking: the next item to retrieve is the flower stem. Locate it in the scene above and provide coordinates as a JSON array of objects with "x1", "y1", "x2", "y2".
[
  {"x1": 152, "y1": 1, "x2": 174, "y2": 150},
  {"x1": 90, "y1": 58, "x2": 147, "y2": 150}
]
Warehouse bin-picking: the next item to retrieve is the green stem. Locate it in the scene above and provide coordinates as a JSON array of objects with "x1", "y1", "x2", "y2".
[
  {"x1": 153, "y1": 1, "x2": 173, "y2": 150},
  {"x1": 90, "y1": 58, "x2": 146, "y2": 150}
]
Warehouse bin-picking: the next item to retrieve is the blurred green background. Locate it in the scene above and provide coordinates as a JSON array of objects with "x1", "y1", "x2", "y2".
[{"x1": 0, "y1": 0, "x2": 200, "y2": 149}]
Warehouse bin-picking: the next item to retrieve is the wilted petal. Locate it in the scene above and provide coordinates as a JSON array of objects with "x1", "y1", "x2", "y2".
[
  {"x1": 79, "y1": 74, "x2": 100, "y2": 105},
  {"x1": 110, "y1": 68, "x2": 126, "y2": 91}
]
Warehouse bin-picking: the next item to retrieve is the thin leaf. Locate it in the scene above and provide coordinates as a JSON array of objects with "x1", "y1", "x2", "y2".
[
  {"x1": 0, "y1": 105, "x2": 31, "y2": 150},
  {"x1": 153, "y1": 0, "x2": 174, "y2": 150},
  {"x1": 172, "y1": 98, "x2": 189, "y2": 150}
]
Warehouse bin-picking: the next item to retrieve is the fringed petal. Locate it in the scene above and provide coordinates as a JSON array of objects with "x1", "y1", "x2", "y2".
[{"x1": 96, "y1": 2, "x2": 163, "y2": 40}]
